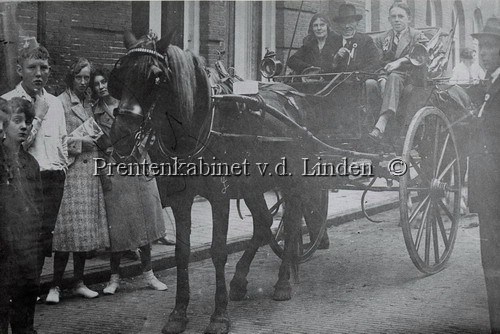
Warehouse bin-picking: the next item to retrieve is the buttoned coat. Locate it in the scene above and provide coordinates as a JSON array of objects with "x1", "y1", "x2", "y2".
[
  {"x1": 51, "y1": 89, "x2": 109, "y2": 252},
  {"x1": 93, "y1": 100, "x2": 167, "y2": 251},
  {"x1": 469, "y1": 76, "x2": 500, "y2": 214},
  {"x1": 0, "y1": 148, "x2": 43, "y2": 284},
  {"x1": 329, "y1": 32, "x2": 381, "y2": 72}
]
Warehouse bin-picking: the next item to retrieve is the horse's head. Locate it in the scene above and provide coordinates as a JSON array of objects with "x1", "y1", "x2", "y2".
[{"x1": 109, "y1": 31, "x2": 212, "y2": 162}]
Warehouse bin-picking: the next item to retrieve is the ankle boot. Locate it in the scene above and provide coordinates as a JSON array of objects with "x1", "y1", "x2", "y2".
[
  {"x1": 143, "y1": 270, "x2": 168, "y2": 291},
  {"x1": 73, "y1": 281, "x2": 99, "y2": 299},
  {"x1": 103, "y1": 274, "x2": 120, "y2": 295}
]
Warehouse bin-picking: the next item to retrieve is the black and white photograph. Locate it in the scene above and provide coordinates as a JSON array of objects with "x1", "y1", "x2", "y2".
[{"x1": 1, "y1": 0, "x2": 500, "y2": 333}]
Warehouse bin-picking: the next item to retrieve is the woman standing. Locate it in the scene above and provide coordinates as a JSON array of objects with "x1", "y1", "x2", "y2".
[
  {"x1": 45, "y1": 58, "x2": 110, "y2": 304},
  {"x1": 91, "y1": 67, "x2": 167, "y2": 295}
]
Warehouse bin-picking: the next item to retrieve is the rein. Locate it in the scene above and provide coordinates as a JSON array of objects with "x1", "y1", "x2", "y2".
[{"x1": 112, "y1": 47, "x2": 214, "y2": 164}]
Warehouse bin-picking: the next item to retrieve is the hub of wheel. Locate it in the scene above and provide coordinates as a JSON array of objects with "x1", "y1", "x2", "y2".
[{"x1": 430, "y1": 178, "x2": 447, "y2": 198}]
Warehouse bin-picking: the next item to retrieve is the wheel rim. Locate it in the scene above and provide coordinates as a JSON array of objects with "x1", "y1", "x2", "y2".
[
  {"x1": 269, "y1": 189, "x2": 329, "y2": 263},
  {"x1": 400, "y1": 107, "x2": 460, "y2": 274}
]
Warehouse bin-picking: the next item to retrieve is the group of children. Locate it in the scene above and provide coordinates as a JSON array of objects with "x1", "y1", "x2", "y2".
[{"x1": 0, "y1": 97, "x2": 43, "y2": 334}]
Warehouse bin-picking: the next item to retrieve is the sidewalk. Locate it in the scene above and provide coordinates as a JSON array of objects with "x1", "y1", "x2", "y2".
[{"x1": 39, "y1": 183, "x2": 399, "y2": 291}]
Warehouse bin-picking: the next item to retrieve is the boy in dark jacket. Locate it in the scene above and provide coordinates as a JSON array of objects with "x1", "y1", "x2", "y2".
[{"x1": 0, "y1": 97, "x2": 44, "y2": 334}]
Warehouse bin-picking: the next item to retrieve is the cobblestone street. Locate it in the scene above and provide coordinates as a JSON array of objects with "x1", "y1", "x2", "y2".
[{"x1": 32, "y1": 209, "x2": 489, "y2": 334}]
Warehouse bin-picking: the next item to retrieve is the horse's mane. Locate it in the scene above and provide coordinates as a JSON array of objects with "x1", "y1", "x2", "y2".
[{"x1": 165, "y1": 45, "x2": 207, "y2": 126}]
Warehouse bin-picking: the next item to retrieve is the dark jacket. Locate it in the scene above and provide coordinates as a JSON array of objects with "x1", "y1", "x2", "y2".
[
  {"x1": 288, "y1": 33, "x2": 340, "y2": 74},
  {"x1": 0, "y1": 148, "x2": 44, "y2": 284},
  {"x1": 329, "y1": 32, "x2": 381, "y2": 72},
  {"x1": 469, "y1": 74, "x2": 500, "y2": 213},
  {"x1": 288, "y1": 32, "x2": 380, "y2": 74}
]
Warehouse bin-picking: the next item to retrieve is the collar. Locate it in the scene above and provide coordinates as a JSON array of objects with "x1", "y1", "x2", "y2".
[
  {"x1": 394, "y1": 27, "x2": 408, "y2": 38},
  {"x1": 66, "y1": 88, "x2": 90, "y2": 106},
  {"x1": 15, "y1": 83, "x2": 46, "y2": 102},
  {"x1": 342, "y1": 33, "x2": 356, "y2": 46}
]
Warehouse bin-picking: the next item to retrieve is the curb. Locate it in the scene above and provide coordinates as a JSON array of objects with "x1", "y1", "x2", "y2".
[{"x1": 39, "y1": 198, "x2": 399, "y2": 293}]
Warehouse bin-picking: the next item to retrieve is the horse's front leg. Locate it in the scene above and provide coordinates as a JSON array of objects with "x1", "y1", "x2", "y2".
[
  {"x1": 205, "y1": 196, "x2": 230, "y2": 334},
  {"x1": 162, "y1": 199, "x2": 193, "y2": 334},
  {"x1": 230, "y1": 192, "x2": 273, "y2": 301},
  {"x1": 273, "y1": 191, "x2": 302, "y2": 301}
]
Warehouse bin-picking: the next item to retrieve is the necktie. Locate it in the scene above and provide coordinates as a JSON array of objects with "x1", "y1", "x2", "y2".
[
  {"x1": 394, "y1": 33, "x2": 400, "y2": 46},
  {"x1": 344, "y1": 39, "x2": 352, "y2": 48}
]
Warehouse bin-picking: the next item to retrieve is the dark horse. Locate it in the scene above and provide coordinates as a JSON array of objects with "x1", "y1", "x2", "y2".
[{"x1": 108, "y1": 32, "x2": 327, "y2": 334}]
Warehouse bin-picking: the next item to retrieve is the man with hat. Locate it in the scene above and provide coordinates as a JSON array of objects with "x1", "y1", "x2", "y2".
[
  {"x1": 330, "y1": 3, "x2": 380, "y2": 73},
  {"x1": 468, "y1": 17, "x2": 500, "y2": 334},
  {"x1": 368, "y1": 2, "x2": 428, "y2": 141}
]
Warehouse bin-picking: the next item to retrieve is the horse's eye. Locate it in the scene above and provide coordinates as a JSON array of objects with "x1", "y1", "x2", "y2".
[{"x1": 113, "y1": 108, "x2": 120, "y2": 117}]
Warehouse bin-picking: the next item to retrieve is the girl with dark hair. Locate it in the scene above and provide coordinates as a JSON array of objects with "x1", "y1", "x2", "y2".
[
  {"x1": 45, "y1": 58, "x2": 110, "y2": 304},
  {"x1": 91, "y1": 67, "x2": 167, "y2": 294},
  {"x1": 287, "y1": 13, "x2": 340, "y2": 74}
]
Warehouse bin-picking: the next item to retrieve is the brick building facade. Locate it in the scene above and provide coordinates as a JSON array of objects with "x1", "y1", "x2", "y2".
[{"x1": 1, "y1": 0, "x2": 499, "y2": 95}]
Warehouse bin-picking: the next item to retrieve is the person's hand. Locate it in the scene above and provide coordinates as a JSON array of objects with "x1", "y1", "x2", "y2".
[
  {"x1": 34, "y1": 90, "x2": 49, "y2": 120},
  {"x1": 334, "y1": 47, "x2": 350, "y2": 60},
  {"x1": 384, "y1": 59, "x2": 403, "y2": 73}
]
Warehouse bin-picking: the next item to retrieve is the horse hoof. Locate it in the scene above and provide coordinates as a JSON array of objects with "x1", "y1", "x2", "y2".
[
  {"x1": 272, "y1": 283, "x2": 292, "y2": 301},
  {"x1": 162, "y1": 311, "x2": 188, "y2": 334},
  {"x1": 204, "y1": 314, "x2": 230, "y2": 334},
  {"x1": 229, "y1": 277, "x2": 248, "y2": 301}
]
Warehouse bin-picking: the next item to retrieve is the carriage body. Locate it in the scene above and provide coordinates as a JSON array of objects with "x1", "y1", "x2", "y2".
[{"x1": 210, "y1": 25, "x2": 482, "y2": 273}]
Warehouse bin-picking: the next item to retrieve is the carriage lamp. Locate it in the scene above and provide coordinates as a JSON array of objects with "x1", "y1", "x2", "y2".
[{"x1": 260, "y1": 49, "x2": 283, "y2": 78}]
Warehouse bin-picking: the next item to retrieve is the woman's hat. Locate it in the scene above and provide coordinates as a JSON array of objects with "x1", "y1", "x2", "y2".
[
  {"x1": 471, "y1": 17, "x2": 500, "y2": 40},
  {"x1": 333, "y1": 4, "x2": 363, "y2": 23}
]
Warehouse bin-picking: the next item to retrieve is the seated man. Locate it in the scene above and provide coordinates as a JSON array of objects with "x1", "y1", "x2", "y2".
[
  {"x1": 368, "y1": 2, "x2": 429, "y2": 141},
  {"x1": 288, "y1": 5, "x2": 380, "y2": 75}
]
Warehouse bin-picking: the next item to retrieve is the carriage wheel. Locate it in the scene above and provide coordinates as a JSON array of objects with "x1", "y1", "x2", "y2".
[
  {"x1": 400, "y1": 107, "x2": 461, "y2": 274},
  {"x1": 269, "y1": 189, "x2": 329, "y2": 263}
]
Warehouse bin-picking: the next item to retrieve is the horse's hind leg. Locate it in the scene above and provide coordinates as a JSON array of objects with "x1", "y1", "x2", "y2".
[
  {"x1": 162, "y1": 200, "x2": 193, "y2": 334},
  {"x1": 205, "y1": 197, "x2": 231, "y2": 334},
  {"x1": 229, "y1": 193, "x2": 273, "y2": 301}
]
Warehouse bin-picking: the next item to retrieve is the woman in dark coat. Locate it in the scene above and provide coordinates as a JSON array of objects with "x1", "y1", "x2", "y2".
[
  {"x1": 91, "y1": 67, "x2": 167, "y2": 294},
  {"x1": 288, "y1": 13, "x2": 340, "y2": 74}
]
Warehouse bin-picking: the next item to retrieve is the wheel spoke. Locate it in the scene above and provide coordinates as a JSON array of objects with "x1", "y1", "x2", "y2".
[
  {"x1": 410, "y1": 155, "x2": 432, "y2": 183},
  {"x1": 437, "y1": 158, "x2": 457, "y2": 181},
  {"x1": 409, "y1": 195, "x2": 430, "y2": 225},
  {"x1": 432, "y1": 204, "x2": 440, "y2": 263},
  {"x1": 435, "y1": 133, "x2": 450, "y2": 177},
  {"x1": 435, "y1": 205, "x2": 450, "y2": 250},
  {"x1": 432, "y1": 117, "x2": 441, "y2": 177},
  {"x1": 437, "y1": 199, "x2": 457, "y2": 224},
  {"x1": 275, "y1": 218, "x2": 285, "y2": 242},
  {"x1": 424, "y1": 205, "x2": 432, "y2": 266},
  {"x1": 416, "y1": 199, "x2": 432, "y2": 251}
]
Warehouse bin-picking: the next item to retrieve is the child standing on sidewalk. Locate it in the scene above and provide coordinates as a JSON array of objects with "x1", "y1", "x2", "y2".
[{"x1": 0, "y1": 97, "x2": 44, "y2": 334}]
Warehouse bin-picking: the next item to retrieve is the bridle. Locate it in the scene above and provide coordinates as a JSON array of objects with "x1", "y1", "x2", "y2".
[
  {"x1": 111, "y1": 46, "x2": 214, "y2": 164},
  {"x1": 110, "y1": 47, "x2": 168, "y2": 164}
]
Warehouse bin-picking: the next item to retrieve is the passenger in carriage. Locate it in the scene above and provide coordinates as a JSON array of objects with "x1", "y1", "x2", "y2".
[
  {"x1": 468, "y1": 17, "x2": 500, "y2": 334},
  {"x1": 330, "y1": 4, "x2": 380, "y2": 73},
  {"x1": 368, "y1": 2, "x2": 429, "y2": 142},
  {"x1": 287, "y1": 13, "x2": 339, "y2": 75}
]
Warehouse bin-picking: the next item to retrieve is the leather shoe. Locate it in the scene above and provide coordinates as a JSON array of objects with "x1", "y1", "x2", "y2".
[{"x1": 367, "y1": 127, "x2": 384, "y2": 142}]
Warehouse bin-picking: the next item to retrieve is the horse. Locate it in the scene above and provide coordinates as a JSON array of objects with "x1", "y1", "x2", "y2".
[{"x1": 108, "y1": 31, "x2": 328, "y2": 334}]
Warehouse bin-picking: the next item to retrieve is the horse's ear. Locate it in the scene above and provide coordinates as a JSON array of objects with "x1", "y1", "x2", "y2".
[
  {"x1": 157, "y1": 28, "x2": 177, "y2": 53},
  {"x1": 124, "y1": 31, "x2": 139, "y2": 50}
]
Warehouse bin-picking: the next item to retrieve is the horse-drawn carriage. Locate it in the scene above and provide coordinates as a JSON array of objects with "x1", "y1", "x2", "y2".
[{"x1": 108, "y1": 26, "x2": 481, "y2": 333}]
